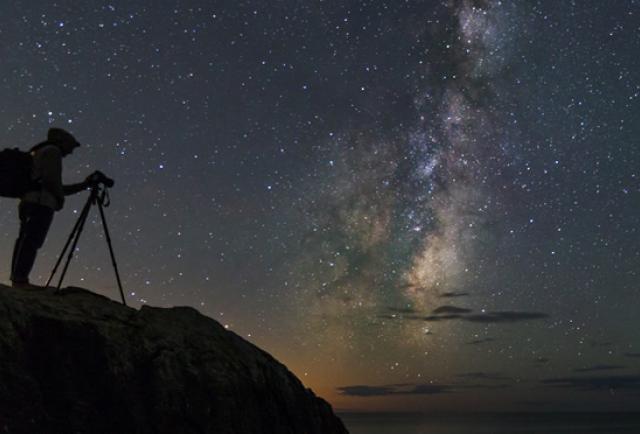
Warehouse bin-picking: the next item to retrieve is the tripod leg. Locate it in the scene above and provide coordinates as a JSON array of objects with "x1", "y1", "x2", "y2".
[
  {"x1": 47, "y1": 197, "x2": 92, "y2": 287},
  {"x1": 97, "y1": 201, "x2": 127, "y2": 306},
  {"x1": 56, "y1": 204, "x2": 90, "y2": 290}
]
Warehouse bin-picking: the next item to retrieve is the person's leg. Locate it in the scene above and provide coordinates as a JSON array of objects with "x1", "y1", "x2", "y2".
[
  {"x1": 11, "y1": 202, "x2": 54, "y2": 284},
  {"x1": 10, "y1": 234, "x2": 21, "y2": 281},
  {"x1": 10, "y1": 202, "x2": 29, "y2": 283}
]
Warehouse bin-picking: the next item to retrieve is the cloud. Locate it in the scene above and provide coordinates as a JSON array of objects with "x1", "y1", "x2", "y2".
[
  {"x1": 336, "y1": 385, "x2": 397, "y2": 397},
  {"x1": 573, "y1": 365, "x2": 625, "y2": 373},
  {"x1": 381, "y1": 307, "x2": 550, "y2": 324},
  {"x1": 458, "y1": 383, "x2": 510, "y2": 390},
  {"x1": 421, "y1": 310, "x2": 548, "y2": 323},
  {"x1": 422, "y1": 314, "x2": 465, "y2": 322},
  {"x1": 432, "y1": 305, "x2": 473, "y2": 314},
  {"x1": 464, "y1": 311, "x2": 549, "y2": 323},
  {"x1": 337, "y1": 383, "x2": 454, "y2": 397},
  {"x1": 466, "y1": 337, "x2": 495, "y2": 345},
  {"x1": 337, "y1": 379, "x2": 515, "y2": 397},
  {"x1": 541, "y1": 375, "x2": 640, "y2": 391},
  {"x1": 439, "y1": 291, "x2": 470, "y2": 298}
]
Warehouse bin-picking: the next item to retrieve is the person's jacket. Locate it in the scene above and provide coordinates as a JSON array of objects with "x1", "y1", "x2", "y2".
[{"x1": 22, "y1": 143, "x2": 64, "y2": 211}]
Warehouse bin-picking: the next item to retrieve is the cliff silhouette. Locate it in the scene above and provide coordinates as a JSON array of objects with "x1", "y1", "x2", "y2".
[{"x1": 0, "y1": 285, "x2": 348, "y2": 434}]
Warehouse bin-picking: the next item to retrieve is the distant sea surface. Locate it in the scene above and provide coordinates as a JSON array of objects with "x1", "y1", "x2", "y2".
[{"x1": 339, "y1": 413, "x2": 640, "y2": 434}]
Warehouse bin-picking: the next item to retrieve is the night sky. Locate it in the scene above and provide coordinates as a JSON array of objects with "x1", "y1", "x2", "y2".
[{"x1": 1, "y1": 0, "x2": 639, "y2": 413}]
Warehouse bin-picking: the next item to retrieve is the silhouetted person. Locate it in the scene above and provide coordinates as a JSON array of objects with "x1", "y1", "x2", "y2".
[{"x1": 11, "y1": 128, "x2": 93, "y2": 289}]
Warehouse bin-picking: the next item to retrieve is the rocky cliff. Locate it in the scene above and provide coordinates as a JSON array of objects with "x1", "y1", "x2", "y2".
[{"x1": 0, "y1": 285, "x2": 348, "y2": 434}]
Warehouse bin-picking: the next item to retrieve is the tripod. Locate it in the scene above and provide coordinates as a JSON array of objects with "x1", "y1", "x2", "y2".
[{"x1": 46, "y1": 184, "x2": 127, "y2": 306}]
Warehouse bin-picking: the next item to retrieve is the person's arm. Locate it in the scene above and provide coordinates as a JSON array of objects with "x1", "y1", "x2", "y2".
[
  {"x1": 64, "y1": 181, "x2": 89, "y2": 196},
  {"x1": 64, "y1": 171, "x2": 103, "y2": 195}
]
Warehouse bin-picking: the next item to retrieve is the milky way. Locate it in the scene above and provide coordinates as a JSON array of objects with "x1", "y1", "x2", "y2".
[{"x1": 293, "y1": 0, "x2": 521, "y2": 347}]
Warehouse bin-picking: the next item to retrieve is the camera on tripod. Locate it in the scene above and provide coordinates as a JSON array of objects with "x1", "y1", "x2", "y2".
[
  {"x1": 87, "y1": 170, "x2": 115, "y2": 188},
  {"x1": 48, "y1": 169, "x2": 126, "y2": 305}
]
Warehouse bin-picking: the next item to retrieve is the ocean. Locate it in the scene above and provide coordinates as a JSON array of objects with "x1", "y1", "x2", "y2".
[{"x1": 339, "y1": 413, "x2": 640, "y2": 434}]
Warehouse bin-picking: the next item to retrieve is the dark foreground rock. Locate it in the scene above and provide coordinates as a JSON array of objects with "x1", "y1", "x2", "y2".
[{"x1": 0, "y1": 285, "x2": 348, "y2": 434}]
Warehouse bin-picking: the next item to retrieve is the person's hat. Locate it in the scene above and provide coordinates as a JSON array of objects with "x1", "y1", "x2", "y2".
[{"x1": 47, "y1": 127, "x2": 81, "y2": 148}]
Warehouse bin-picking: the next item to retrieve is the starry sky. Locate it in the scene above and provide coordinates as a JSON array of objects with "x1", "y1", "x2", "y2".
[{"x1": 1, "y1": 0, "x2": 639, "y2": 414}]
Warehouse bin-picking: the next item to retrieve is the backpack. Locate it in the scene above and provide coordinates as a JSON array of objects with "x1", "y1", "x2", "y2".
[{"x1": 0, "y1": 148, "x2": 35, "y2": 198}]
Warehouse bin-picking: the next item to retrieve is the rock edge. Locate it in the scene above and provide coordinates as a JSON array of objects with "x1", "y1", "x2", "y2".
[{"x1": 0, "y1": 285, "x2": 348, "y2": 434}]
